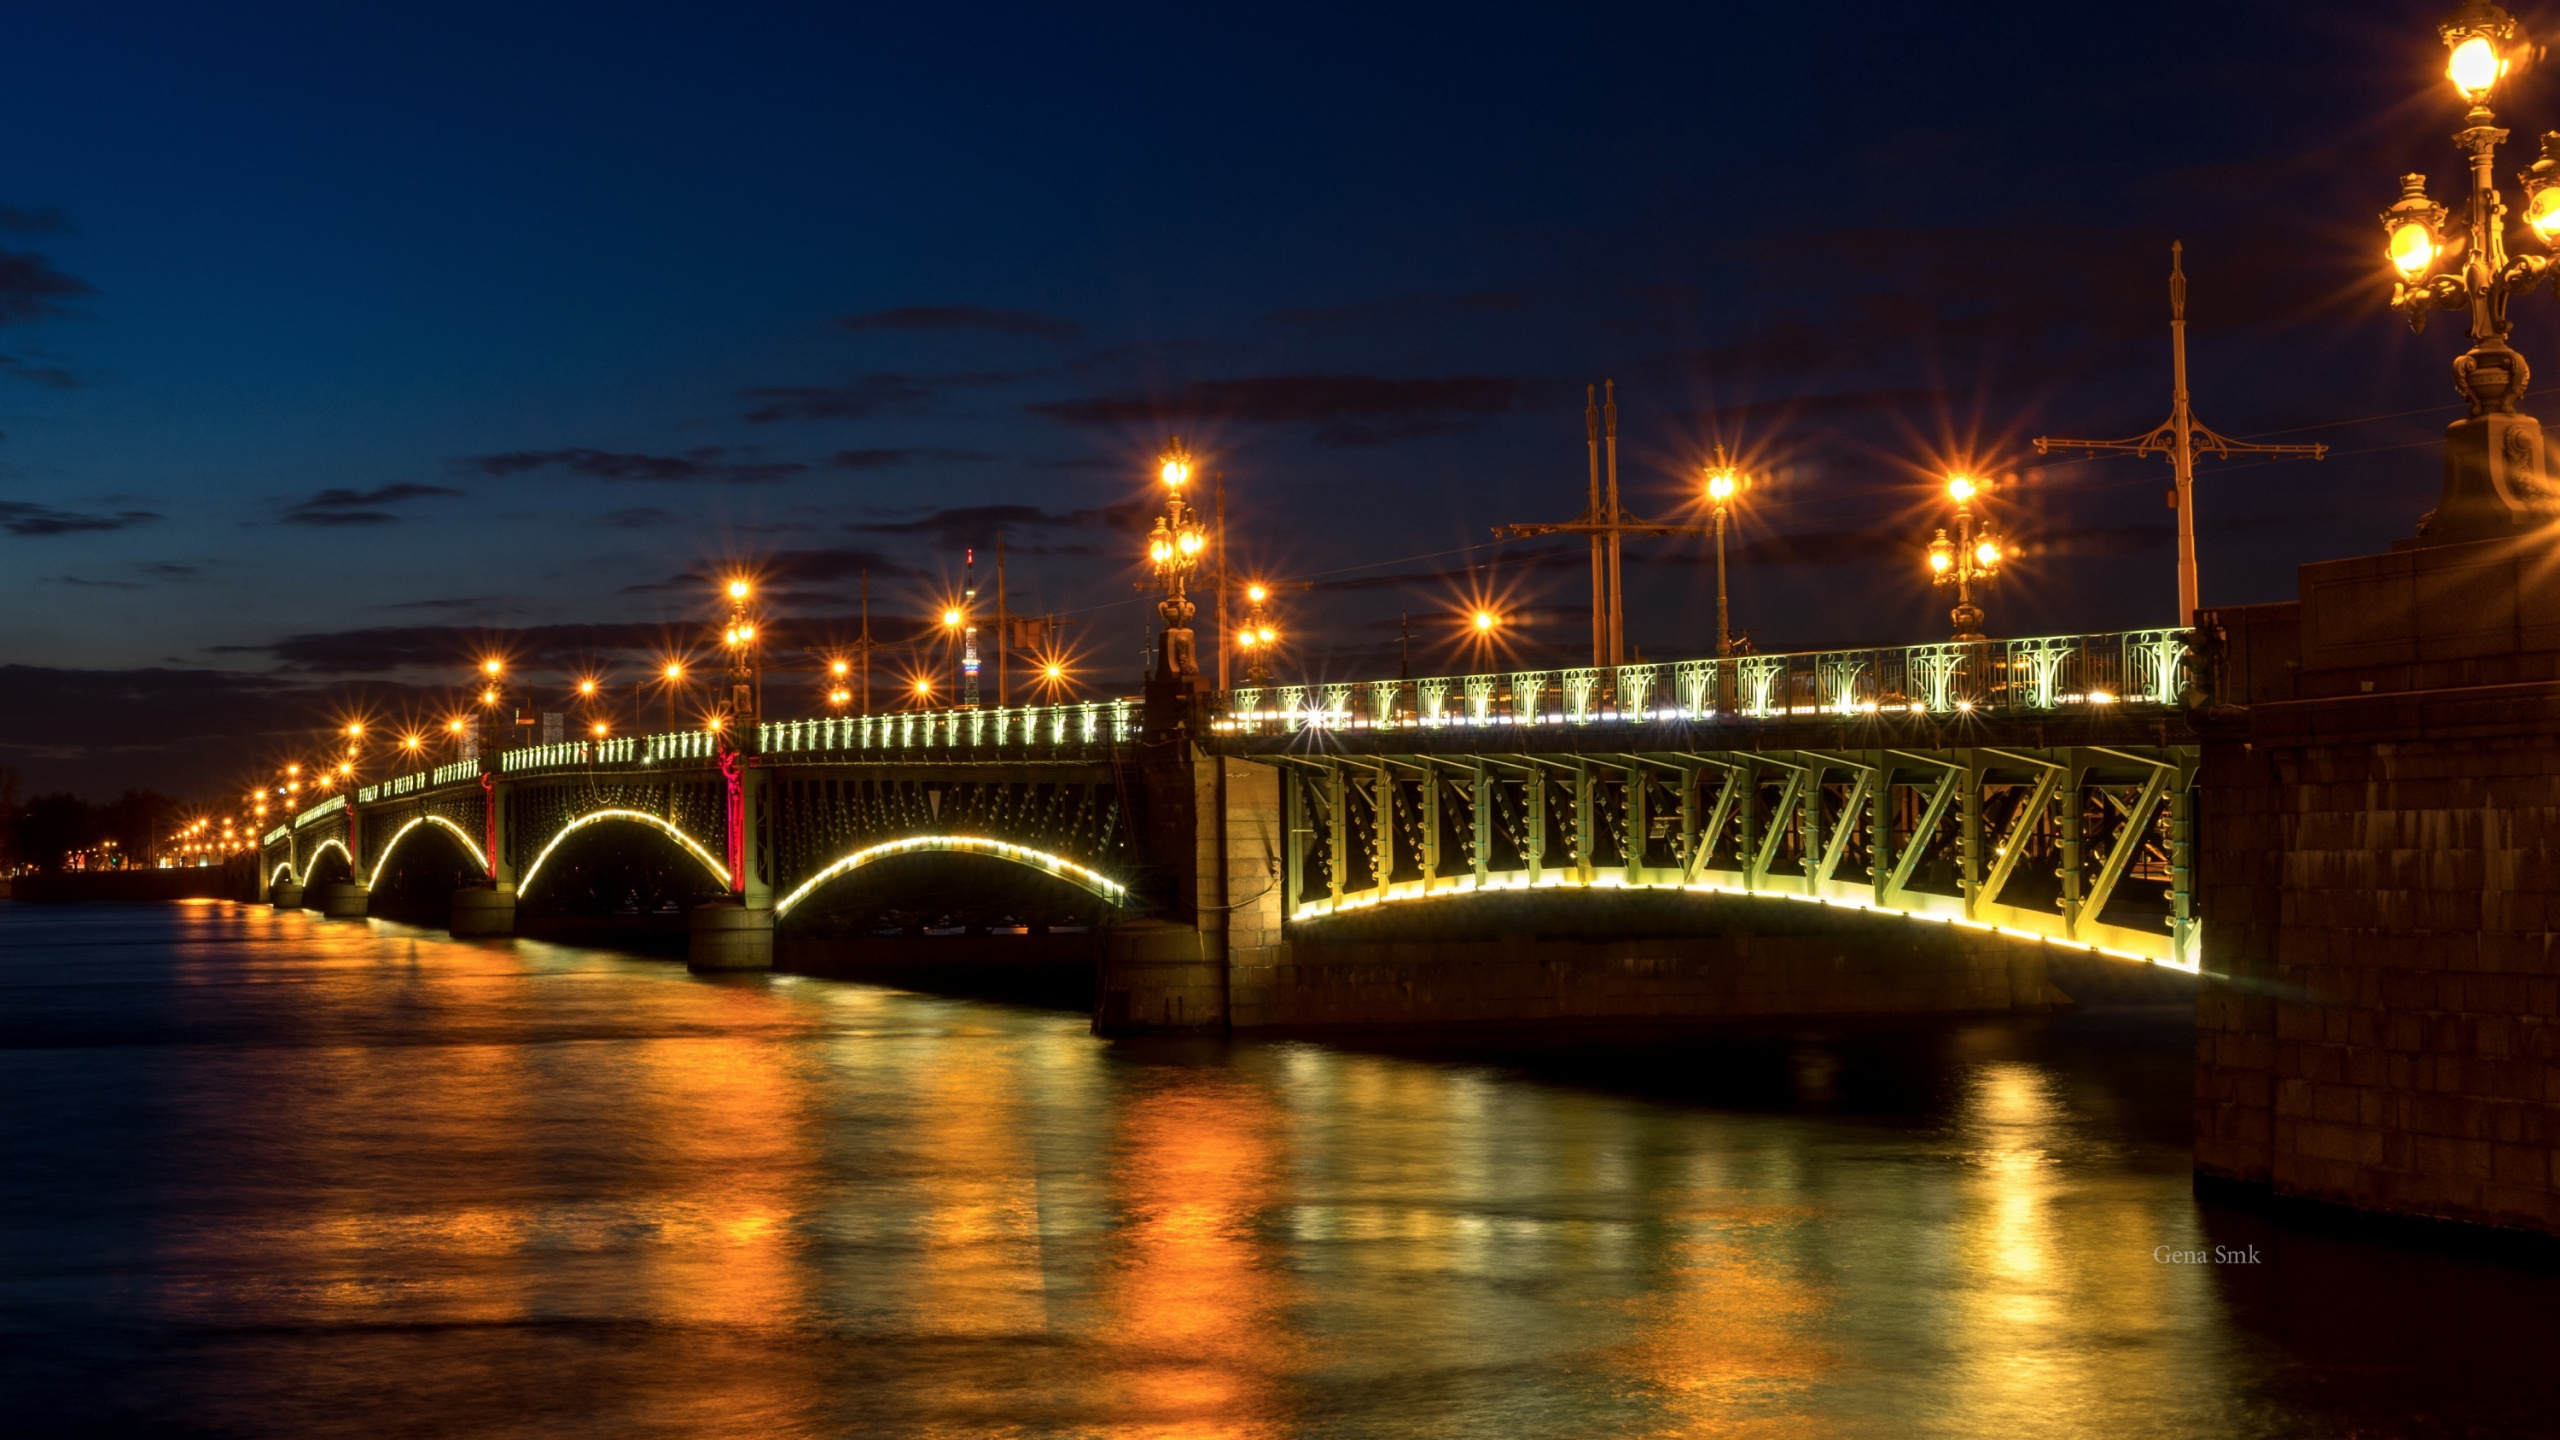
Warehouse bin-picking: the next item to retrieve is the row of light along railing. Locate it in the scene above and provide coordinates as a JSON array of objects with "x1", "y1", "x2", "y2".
[
  {"x1": 279, "y1": 635, "x2": 2181, "y2": 834},
  {"x1": 283, "y1": 700, "x2": 1144, "y2": 834},
  {"x1": 1213, "y1": 630, "x2": 2190, "y2": 735}
]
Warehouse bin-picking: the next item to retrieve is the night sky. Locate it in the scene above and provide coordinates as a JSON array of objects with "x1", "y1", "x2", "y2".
[{"x1": 0, "y1": 2, "x2": 2530, "y2": 797}]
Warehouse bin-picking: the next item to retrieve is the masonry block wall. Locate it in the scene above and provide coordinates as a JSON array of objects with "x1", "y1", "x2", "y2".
[{"x1": 2196, "y1": 532, "x2": 2560, "y2": 1234}]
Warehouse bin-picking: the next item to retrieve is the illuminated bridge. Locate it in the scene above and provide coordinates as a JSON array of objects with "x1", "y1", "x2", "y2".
[{"x1": 259, "y1": 626, "x2": 2200, "y2": 1030}]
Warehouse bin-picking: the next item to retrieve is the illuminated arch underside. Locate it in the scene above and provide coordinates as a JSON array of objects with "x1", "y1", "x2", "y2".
[
  {"x1": 294, "y1": 838, "x2": 353, "y2": 886},
  {"x1": 516, "y1": 808, "x2": 731, "y2": 900},
  {"x1": 773, "y1": 834, "x2": 1129, "y2": 916},
  {"x1": 370, "y1": 814, "x2": 490, "y2": 880},
  {"x1": 1289, "y1": 869, "x2": 2192, "y2": 971}
]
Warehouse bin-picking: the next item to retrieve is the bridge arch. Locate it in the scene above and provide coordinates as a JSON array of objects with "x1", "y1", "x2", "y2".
[
  {"x1": 296, "y1": 838, "x2": 353, "y2": 887},
  {"x1": 373, "y1": 814, "x2": 490, "y2": 880},
  {"x1": 269, "y1": 859, "x2": 297, "y2": 886},
  {"x1": 517, "y1": 808, "x2": 730, "y2": 901},
  {"x1": 774, "y1": 834, "x2": 1130, "y2": 917}
]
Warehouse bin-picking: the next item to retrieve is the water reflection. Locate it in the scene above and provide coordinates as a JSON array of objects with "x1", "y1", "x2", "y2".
[{"x1": 2, "y1": 904, "x2": 2555, "y2": 1438}]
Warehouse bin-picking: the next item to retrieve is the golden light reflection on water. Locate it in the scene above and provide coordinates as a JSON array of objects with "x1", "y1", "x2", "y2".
[
  {"x1": 1092, "y1": 1073, "x2": 1295, "y2": 1439},
  {"x1": 80, "y1": 907, "x2": 2275, "y2": 1438}
]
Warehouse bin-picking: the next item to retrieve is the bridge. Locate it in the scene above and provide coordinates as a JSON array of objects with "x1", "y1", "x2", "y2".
[{"x1": 260, "y1": 625, "x2": 2200, "y2": 1029}]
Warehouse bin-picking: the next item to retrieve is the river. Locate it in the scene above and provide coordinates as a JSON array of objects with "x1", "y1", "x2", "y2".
[{"x1": 2, "y1": 901, "x2": 2555, "y2": 1438}]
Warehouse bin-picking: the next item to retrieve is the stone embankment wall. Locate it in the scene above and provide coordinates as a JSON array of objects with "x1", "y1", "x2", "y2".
[{"x1": 2196, "y1": 533, "x2": 2560, "y2": 1234}]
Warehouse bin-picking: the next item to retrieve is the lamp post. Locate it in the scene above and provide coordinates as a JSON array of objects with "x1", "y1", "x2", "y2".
[
  {"x1": 659, "y1": 661, "x2": 685, "y2": 735},
  {"x1": 1235, "y1": 581, "x2": 1278, "y2": 684},
  {"x1": 719, "y1": 578, "x2": 758, "y2": 746},
  {"x1": 1925, "y1": 475, "x2": 2005, "y2": 642},
  {"x1": 2383, "y1": 0, "x2": 2560, "y2": 541},
  {"x1": 1702, "y1": 448, "x2": 1748, "y2": 657},
  {"x1": 1145, "y1": 442, "x2": 1207, "y2": 688}
]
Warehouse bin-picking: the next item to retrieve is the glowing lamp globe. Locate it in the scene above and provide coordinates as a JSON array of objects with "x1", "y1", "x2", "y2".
[
  {"x1": 2449, "y1": 34, "x2": 2504, "y2": 100},
  {"x1": 2530, "y1": 185, "x2": 2560, "y2": 241},
  {"x1": 2389, "y1": 221, "x2": 2439, "y2": 279}
]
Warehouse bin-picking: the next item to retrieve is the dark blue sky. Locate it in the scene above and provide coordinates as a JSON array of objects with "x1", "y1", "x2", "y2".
[{"x1": 0, "y1": 1, "x2": 2528, "y2": 795}]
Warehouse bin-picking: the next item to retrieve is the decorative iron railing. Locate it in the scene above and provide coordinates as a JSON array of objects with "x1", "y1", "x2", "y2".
[
  {"x1": 1215, "y1": 629, "x2": 2188, "y2": 735},
  {"x1": 478, "y1": 701, "x2": 1142, "y2": 778},
  {"x1": 754, "y1": 700, "x2": 1139, "y2": 756},
  {"x1": 289, "y1": 794, "x2": 346, "y2": 828},
  {"x1": 357, "y1": 770, "x2": 434, "y2": 804}
]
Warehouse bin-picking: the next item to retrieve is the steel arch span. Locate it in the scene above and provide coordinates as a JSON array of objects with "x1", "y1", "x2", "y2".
[
  {"x1": 516, "y1": 808, "x2": 732, "y2": 901},
  {"x1": 370, "y1": 814, "x2": 490, "y2": 880},
  {"x1": 773, "y1": 834, "x2": 1132, "y2": 917}
]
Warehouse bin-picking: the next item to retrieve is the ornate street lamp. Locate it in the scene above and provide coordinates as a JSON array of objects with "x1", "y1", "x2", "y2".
[
  {"x1": 1145, "y1": 442, "x2": 1207, "y2": 685},
  {"x1": 1702, "y1": 449, "x2": 1749, "y2": 658},
  {"x1": 1235, "y1": 581, "x2": 1279, "y2": 684},
  {"x1": 2384, "y1": 0, "x2": 2560, "y2": 540},
  {"x1": 1926, "y1": 475, "x2": 2005, "y2": 642},
  {"x1": 719, "y1": 578, "x2": 758, "y2": 746}
]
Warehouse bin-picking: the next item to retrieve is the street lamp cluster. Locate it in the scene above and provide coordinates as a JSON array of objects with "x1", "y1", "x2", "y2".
[{"x1": 2379, "y1": 0, "x2": 2560, "y2": 542}]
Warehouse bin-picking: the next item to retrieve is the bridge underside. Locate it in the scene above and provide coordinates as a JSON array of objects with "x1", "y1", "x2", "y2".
[{"x1": 1085, "y1": 715, "x2": 2203, "y2": 1033}]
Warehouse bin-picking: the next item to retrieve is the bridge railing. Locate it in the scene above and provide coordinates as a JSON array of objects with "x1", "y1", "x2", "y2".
[
  {"x1": 755, "y1": 700, "x2": 1139, "y2": 757},
  {"x1": 469, "y1": 699, "x2": 1143, "y2": 779},
  {"x1": 357, "y1": 770, "x2": 434, "y2": 804},
  {"x1": 287, "y1": 794, "x2": 346, "y2": 829},
  {"x1": 1213, "y1": 628, "x2": 2189, "y2": 734}
]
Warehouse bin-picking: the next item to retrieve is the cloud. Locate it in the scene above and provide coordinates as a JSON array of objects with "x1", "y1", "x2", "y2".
[
  {"x1": 45, "y1": 575, "x2": 143, "y2": 590},
  {"x1": 139, "y1": 563, "x2": 199, "y2": 580},
  {"x1": 1031, "y1": 373, "x2": 1525, "y2": 447},
  {"x1": 600, "y1": 506, "x2": 677, "y2": 528},
  {"x1": 842, "y1": 498, "x2": 1149, "y2": 546},
  {"x1": 622, "y1": 546, "x2": 918, "y2": 599},
  {"x1": 0, "y1": 353, "x2": 79, "y2": 388},
  {"x1": 0, "y1": 249, "x2": 93, "y2": 327},
  {"x1": 281, "y1": 510, "x2": 399, "y2": 527},
  {"x1": 231, "y1": 603, "x2": 929, "y2": 674},
  {"x1": 0, "y1": 663, "x2": 346, "y2": 798},
  {"x1": 739, "y1": 371, "x2": 1032, "y2": 424},
  {"x1": 282, "y1": 482, "x2": 463, "y2": 527},
  {"x1": 0, "y1": 501, "x2": 159, "y2": 536},
  {"x1": 0, "y1": 206, "x2": 70, "y2": 237},
  {"x1": 829, "y1": 448, "x2": 909, "y2": 470},
  {"x1": 1266, "y1": 290, "x2": 1528, "y2": 329},
  {"x1": 375, "y1": 595, "x2": 507, "y2": 612},
  {"x1": 464, "y1": 447, "x2": 808, "y2": 484},
  {"x1": 824, "y1": 446, "x2": 997, "y2": 470},
  {"x1": 839, "y1": 305, "x2": 1080, "y2": 343}
]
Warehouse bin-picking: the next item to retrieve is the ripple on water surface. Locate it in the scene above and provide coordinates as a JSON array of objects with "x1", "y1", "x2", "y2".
[{"x1": 1, "y1": 901, "x2": 2555, "y2": 1438}]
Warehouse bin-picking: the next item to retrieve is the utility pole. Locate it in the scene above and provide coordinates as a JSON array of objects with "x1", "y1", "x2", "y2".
[
  {"x1": 1496, "y1": 380, "x2": 1712, "y2": 669},
  {"x1": 962, "y1": 547, "x2": 981, "y2": 707},
  {"x1": 994, "y1": 532, "x2": 1008, "y2": 707},
  {"x1": 847, "y1": 570, "x2": 889, "y2": 712},
  {"x1": 2035, "y1": 243, "x2": 2326, "y2": 629}
]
